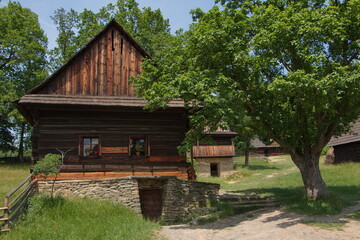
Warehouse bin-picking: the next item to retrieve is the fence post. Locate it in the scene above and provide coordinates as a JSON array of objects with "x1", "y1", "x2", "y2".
[{"x1": 2, "y1": 197, "x2": 9, "y2": 232}]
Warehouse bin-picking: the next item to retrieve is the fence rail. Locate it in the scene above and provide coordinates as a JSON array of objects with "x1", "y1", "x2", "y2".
[{"x1": 0, "y1": 174, "x2": 37, "y2": 233}]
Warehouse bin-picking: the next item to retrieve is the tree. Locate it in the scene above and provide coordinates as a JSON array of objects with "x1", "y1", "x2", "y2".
[
  {"x1": 48, "y1": 8, "x2": 78, "y2": 71},
  {"x1": 0, "y1": 2, "x2": 48, "y2": 159},
  {"x1": 134, "y1": 0, "x2": 360, "y2": 199},
  {"x1": 33, "y1": 154, "x2": 61, "y2": 198}
]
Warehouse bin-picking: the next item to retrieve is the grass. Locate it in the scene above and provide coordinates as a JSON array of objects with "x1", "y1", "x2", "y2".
[
  {"x1": 0, "y1": 195, "x2": 160, "y2": 240},
  {"x1": 301, "y1": 220, "x2": 346, "y2": 231},
  {"x1": 346, "y1": 210, "x2": 360, "y2": 220},
  {"x1": 199, "y1": 155, "x2": 360, "y2": 216},
  {"x1": 0, "y1": 161, "x2": 30, "y2": 197}
]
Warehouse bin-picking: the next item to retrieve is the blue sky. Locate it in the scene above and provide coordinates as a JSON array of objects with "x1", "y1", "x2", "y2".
[{"x1": 0, "y1": 0, "x2": 216, "y2": 49}]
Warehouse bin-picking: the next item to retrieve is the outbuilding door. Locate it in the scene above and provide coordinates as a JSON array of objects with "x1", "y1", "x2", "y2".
[
  {"x1": 210, "y1": 163, "x2": 219, "y2": 177},
  {"x1": 139, "y1": 188, "x2": 163, "y2": 220}
]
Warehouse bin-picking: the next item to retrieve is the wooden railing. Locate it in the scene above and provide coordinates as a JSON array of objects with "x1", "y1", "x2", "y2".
[{"x1": 0, "y1": 175, "x2": 37, "y2": 233}]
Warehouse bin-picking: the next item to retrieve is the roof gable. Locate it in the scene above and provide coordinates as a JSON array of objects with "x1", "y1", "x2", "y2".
[
  {"x1": 30, "y1": 20, "x2": 149, "y2": 97},
  {"x1": 328, "y1": 120, "x2": 360, "y2": 146}
]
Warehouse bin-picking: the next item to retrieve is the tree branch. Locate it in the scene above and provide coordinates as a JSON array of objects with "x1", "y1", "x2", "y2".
[{"x1": 281, "y1": 60, "x2": 293, "y2": 72}]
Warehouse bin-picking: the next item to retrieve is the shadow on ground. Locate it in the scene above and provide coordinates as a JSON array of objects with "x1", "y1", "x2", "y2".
[{"x1": 166, "y1": 186, "x2": 360, "y2": 231}]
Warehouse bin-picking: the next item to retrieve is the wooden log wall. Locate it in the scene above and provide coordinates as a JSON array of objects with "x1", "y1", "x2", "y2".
[
  {"x1": 334, "y1": 142, "x2": 360, "y2": 163},
  {"x1": 37, "y1": 26, "x2": 143, "y2": 97},
  {"x1": 34, "y1": 108, "x2": 187, "y2": 164}
]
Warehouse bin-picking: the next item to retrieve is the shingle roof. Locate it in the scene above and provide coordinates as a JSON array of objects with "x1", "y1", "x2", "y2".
[
  {"x1": 251, "y1": 138, "x2": 281, "y2": 148},
  {"x1": 328, "y1": 120, "x2": 360, "y2": 146},
  {"x1": 17, "y1": 94, "x2": 184, "y2": 108}
]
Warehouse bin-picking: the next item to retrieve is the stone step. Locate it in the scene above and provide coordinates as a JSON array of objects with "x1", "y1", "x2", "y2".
[
  {"x1": 229, "y1": 199, "x2": 278, "y2": 205},
  {"x1": 232, "y1": 202, "x2": 280, "y2": 208},
  {"x1": 220, "y1": 195, "x2": 275, "y2": 202}
]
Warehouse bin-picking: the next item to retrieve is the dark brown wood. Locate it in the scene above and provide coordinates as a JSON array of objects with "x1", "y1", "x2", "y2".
[
  {"x1": 14, "y1": 20, "x2": 190, "y2": 181},
  {"x1": 139, "y1": 188, "x2": 163, "y2": 220},
  {"x1": 32, "y1": 108, "x2": 187, "y2": 165},
  {"x1": 33, "y1": 26, "x2": 144, "y2": 97},
  {"x1": 333, "y1": 142, "x2": 360, "y2": 163}
]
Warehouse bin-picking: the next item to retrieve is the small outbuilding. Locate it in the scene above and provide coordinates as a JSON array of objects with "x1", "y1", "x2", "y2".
[
  {"x1": 327, "y1": 120, "x2": 360, "y2": 164},
  {"x1": 250, "y1": 138, "x2": 286, "y2": 156},
  {"x1": 193, "y1": 128, "x2": 237, "y2": 177}
]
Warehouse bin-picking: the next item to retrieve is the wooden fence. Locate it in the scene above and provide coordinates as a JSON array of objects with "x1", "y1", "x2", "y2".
[{"x1": 0, "y1": 175, "x2": 37, "y2": 233}]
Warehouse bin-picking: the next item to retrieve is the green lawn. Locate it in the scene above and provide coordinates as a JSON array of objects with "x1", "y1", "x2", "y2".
[
  {"x1": 199, "y1": 155, "x2": 360, "y2": 216},
  {"x1": 1, "y1": 196, "x2": 160, "y2": 240},
  {"x1": 0, "y1": 161, "x2": 30, "y2": 197}
]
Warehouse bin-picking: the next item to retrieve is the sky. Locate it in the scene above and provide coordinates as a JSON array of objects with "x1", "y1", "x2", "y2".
[{"x1": 0, "y1": 0, "x2": 216, "y2": 49}]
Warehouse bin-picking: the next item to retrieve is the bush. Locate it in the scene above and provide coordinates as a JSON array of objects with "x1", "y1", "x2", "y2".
[{"x1": 33, "y1": 154, "x2": 61, "y2": 177}]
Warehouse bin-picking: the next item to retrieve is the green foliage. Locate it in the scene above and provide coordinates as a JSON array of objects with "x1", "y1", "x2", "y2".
[
  {"x1": 134, "y1": 0, "x2": 360, "y2": 198},
  {"x1": 1, "y1": 195, "x2": 160, "y2": 240},
  {"x1": 32, "y1": 154, "x2": 61, "y2": 177},
  {"x1": 321, "y1": 146, "x2": 332, "y2": 156},
  {"x1": 0, "y1": 1, "x2": 48, "y2": 156}
]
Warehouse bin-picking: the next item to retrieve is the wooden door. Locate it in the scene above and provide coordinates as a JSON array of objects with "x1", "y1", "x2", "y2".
[
  {"x1": 139, "y1": 188, "x2": 163, "y2": 220},
  {"x1": 210, "y1": 163, "x2": 219, "y2": 177}
]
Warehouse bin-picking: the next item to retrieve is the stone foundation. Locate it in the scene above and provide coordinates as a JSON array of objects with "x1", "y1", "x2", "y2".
[
  {"x1": 37, "y1": 176, "x2": 219, "y2": 222},
  {"x1": 38, "y1": 178, "x2": 141, "y2": 213},
  {"x1": 196, "y1": 157, "x2": 234, "y2": 177}
]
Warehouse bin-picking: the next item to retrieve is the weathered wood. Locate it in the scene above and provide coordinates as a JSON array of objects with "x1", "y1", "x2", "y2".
[
  {"x1": 36, "y1": 171, "x2": 188, "y2": 180},
  {"x1": 102, "y1": 147, "x2": 128, "y2": 154},
  {"x1": 193, "y1": 145, "x2": 235, "y2": 157}
]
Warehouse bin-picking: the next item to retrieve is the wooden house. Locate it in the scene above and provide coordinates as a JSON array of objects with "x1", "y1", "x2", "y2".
[
  {"x1": 14, "y1": 20, "x2": 191, "y2": 180},
  {"x1": 13, "y1": 20, "x2": 220, "y2": 221},
  {"x1": 250, "y1": 138, "x2": 286, "y2": 156},
  {"x1": 193, "y1": 128, "x2": 237, "y2": 177},
  {"x1": 327, "y1": 120, "x2": 360, "y2": 163}
]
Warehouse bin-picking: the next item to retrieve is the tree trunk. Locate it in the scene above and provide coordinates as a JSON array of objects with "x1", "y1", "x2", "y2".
[
  {"x1": 291, "y1": 153, "x2": 328, "y2": 199},
  {"x1": 244, "y1": 150, "x2": 249, "y2": 167},
  {"x1": 17, "y1": 122, "x2": 26, "y2": 163},
  {"x1": 244, "y1": 140, "x2": 250, "y2": 167}
]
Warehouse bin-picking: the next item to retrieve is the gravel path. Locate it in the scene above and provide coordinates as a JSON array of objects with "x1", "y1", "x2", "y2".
[{"x1": 160, "y1": 203, "x2": 360, "y2": 240}]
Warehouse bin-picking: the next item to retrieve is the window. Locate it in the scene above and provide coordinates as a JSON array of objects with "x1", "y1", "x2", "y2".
[
  {"x1": 80, "y1": 136, "x2": 101, "y2": 157},
  {"x1": 129, "y1": 137, "x2": 147, "y2": 156}
]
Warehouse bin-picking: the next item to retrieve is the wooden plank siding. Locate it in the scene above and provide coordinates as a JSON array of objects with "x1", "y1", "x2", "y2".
[
  {"x1": 193, "y1": 145, "x2": 235, "y2": 158},
  {"x1": 33, "y1": 108, "x2": 188, "y2": 164},
  {"x1": 334, "y1": 142, "x2": 360, "y2": 163},
  {"x1": 36, "y1": 26, "x2": 140, "y2": 97}
]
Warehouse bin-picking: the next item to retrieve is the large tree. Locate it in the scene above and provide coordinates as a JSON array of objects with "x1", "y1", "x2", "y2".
[
  {"x1": 0, "y1": 1, "x2": 48, "y2": 158},
  {"x1": 134, "y1": 0, "x2": 360, "y2": 199}
]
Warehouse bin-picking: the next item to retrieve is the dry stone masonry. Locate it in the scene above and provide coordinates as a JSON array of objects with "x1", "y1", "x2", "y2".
[{"x1": 37, "y1": 176, "x2": 219, "y2": 222}]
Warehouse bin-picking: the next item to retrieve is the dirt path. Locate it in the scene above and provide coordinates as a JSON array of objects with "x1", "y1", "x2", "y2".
[{"x1": 160, "y1": 202, "x2": 360, "y2": 240}]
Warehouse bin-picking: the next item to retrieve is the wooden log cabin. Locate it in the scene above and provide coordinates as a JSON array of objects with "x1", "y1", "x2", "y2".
[
  {"x1": 327, "y1": 120, "x2": 360, "y2": 164},
  {"x1": 14, "y1": 20, "x2": 191, "y2": 180},
  {"x1": 193, "y1": 128, "x2": 237, "y2": 177}
]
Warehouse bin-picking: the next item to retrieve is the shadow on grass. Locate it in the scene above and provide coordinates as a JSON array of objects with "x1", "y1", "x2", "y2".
[
  {"x1": 167, "y1": 185, "x2": 360, "y2": 231},
  {"x1": 233, "y1": 163, "x2": 280, "y2": 171}
]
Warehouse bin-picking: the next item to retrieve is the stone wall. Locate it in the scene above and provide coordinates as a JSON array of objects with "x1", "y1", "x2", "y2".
[
  {"x1": 162, "y1": 178, "x2": 219, "y2": 222},
  {"x1": 37, "y1": 178, "x2": 141, "y2": 213},
  {"x1": 37, "y1": 176, "x2": 220, "y2": 223},
  {"x1": 196, "y1": 157, "x2": 234, "y2": 177}
]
